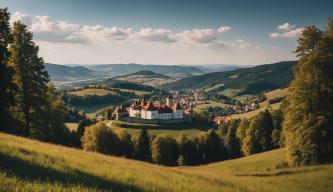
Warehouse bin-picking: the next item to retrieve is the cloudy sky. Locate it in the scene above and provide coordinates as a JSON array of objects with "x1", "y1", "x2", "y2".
[{"x1": 1, "y1": 0, "x2": 332, "y2": 65}]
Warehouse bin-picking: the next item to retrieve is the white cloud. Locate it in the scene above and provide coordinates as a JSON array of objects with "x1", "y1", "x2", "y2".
[
  {"x1": 270, "y1": 23, "x2": 303, "y2": 39},
  {"x1": 278, "y1": 22, "x2": 295, "y2": 31},
  {"x1": 217, "y1": 25, "x2": 231, "y2": 33},
  {"x1": 182, "y1": 28, "x2": 218, "y2": 44},
  {"x1": 229, "y1": 39, "x2": 252, "y2": 48},
  {"x1": 11, "y1": 11, "x2": 235, "y2": 47},
  {"x1": 135, "y1": 28, "x2": 177, "y2": 43},
  {"x1": 279, "y1": 28, "x2": 304, "y2": 38},
  {"x1": 270, "y1": 32, "x2": 280, "y2": 38}
]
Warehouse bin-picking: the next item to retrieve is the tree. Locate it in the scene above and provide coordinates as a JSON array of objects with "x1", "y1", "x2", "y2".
[
  {"x1": 117, "y1": 130, "x2": 134, "y2": 158},
  {"x1": 44, "y1": 84, "x2": 72, "y2": 145},
  {"x1": 9, "y1": 21, "x2": 50, "y2": 136},
  {"x1": 223, "y1": 120, "x2": 242, "y2": 158},
  {"x1": 271, "y1": 109, "x2": 284, "y2": 148},
  {"x1": 283, "y1": 20, "x2": 333, "y2": 165},
  {"x1": 134, "y1": 127, "x2": 151, "y2": 161},
  {"x1": 236, "y1": 118, "x2": 250, "y2": 145},
  {"x1": 81, "y1": 122, "x2": 119, "y2": 155},
  {"x1": 241, "y1": 110, "x2": 274, "y2": 155},
  {"x1": 75, "y1": 118, "x2": 94, "y2": 147},
  {"x1": 0, "y1": 8, "x2": 15, "y2": 132},
  {"x1": 177, "y1": 134, "x2": 197, "y2": 165},
  {"x1": 204, "y1": 129, "x2": 228, "y2": 163},
  {"x1": 151, "y1": 134, "x2": 178, "y2": 166}
]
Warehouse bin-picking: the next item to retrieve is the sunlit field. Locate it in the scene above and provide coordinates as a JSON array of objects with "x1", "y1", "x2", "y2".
[{"x1": 1, "y1": 133, "x2": 332, "y2": 192}]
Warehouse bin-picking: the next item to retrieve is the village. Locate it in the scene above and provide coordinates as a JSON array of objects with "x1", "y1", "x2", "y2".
[{"x1": 109, "y1": 88, "x2": 260, "y2": 125}]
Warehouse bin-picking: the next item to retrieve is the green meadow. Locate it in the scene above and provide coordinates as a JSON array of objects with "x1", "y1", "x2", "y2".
[{"x1": 0, "y1": 133, "x2": 332, "y2": 192}]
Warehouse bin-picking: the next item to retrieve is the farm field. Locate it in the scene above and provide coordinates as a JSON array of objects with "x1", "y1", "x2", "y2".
[
  {"x1": 195, "y1": 100, "x2": 231, "y2": 111},
  {"x1": 118, "y1": 88, "x2": 151, "y2": 96},
  {"x1": 108, "y1": 120, "x2": 210, "y2": 138},
  {"x1": 0, "y1": 133, "x2": 332, "y2": 192},
  {"x1": 71, "y1": 102, "x2": 116, "y2": 117},
  {"x1": 69, "y1": 88, "x2": 117, "y2": 96}
]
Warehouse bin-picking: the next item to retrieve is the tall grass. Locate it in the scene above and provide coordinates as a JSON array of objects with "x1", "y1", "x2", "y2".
[{"x1": 0, "y1": 133, "x2": 332, "y2": 192}]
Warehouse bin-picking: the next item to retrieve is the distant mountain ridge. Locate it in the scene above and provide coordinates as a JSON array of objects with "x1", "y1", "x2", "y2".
[
  {"x1": 45, "y1": 63, "x2": 205, "y2": 86},
  {"x1": 44, "y1": 63, "x2": 93, "y2": 81},
  {"x1": 162, "y1": 61, "x2": 297, "y2": 95},
  {"x1": 83, "y1": 63, "x2": 204, "y2": 79}
]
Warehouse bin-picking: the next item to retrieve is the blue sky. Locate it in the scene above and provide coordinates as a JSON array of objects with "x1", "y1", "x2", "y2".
[{"x1": 1, "y1": 0, "x2": 332, "y2": 65}]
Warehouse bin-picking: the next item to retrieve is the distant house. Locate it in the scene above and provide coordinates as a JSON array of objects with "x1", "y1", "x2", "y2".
[{"x1": 213, "y1": 115, "x2": 232, "y2": 125}]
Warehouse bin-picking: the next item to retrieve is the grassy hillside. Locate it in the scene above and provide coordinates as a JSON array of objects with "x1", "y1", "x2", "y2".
[
  {"x1": 45, "y1": 63, "x2": 93, "y2": 81},
  {"x1": 163, "y1": 61, "x2": 296, "y2": 95},
  {"x1": 110, "y1": 70, "x2": 175, "y2": 87},
  {"x1": 0, "y1": 133, "x2": 332, "y2": 192},
  {"x1": 69, "y1": 88, "x2": 118, "y2": 96},
  {"x1": 108, "y1": 120, "x2": 209, "y2": 138},
  {"x1": 231, "y1": 88, "x2": 287, "y2": 119}
]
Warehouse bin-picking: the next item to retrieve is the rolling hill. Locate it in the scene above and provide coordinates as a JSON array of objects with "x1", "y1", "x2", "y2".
[
  {"x1": 83, "y1": 63, "x2": 204, "y2": 79},
  {"x1": 1, "y1": 133, "x2": 332, "y2": 192},
  {"x1": 45, "y1": 63, "x2": 93, "y2": 81},
  {"x1": 163, "y1": 61, "x2": 297, "y2": 95},
  {"x1": 108, "y1": 70, "x2": 174, "y2": 87},
  {"x1": 45, "y1": 63, "x2": 204, "y2": 87}
]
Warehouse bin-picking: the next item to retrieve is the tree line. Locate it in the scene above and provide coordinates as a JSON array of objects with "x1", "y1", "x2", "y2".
[
  {"x1": 80, "y1": 109, "x2": 283, "y2": 166},
  {"x1": 0, "y1": 8, "x2": 72, "y2": 145}
]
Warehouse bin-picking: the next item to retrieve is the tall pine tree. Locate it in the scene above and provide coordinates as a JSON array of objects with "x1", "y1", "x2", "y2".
[
  {"x1": 9, "y1": 21, "x2": 50, "y2": 136},
  {"x1": 0, "y1": 8, "x2": 15, "y2": 132},
  {"x1": 283, "y1": 19, "x2": 333, "y2": 165},
  {"x1": 134, "y1": 127, "x2": 151, "y2": 161}
]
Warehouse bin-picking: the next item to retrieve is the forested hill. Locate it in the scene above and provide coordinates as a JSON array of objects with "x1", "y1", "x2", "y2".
[
  {"x1": 45, "y1": 63, "x2": 93, "y2": 81},
  {"x1": 162, "y1": 61, "x2": 297, "y2": 95}
]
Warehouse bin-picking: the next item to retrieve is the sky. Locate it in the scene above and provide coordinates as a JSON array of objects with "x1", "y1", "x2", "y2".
[{"x1": 1, "y1": 0, "x2": 332, "y2": 65}]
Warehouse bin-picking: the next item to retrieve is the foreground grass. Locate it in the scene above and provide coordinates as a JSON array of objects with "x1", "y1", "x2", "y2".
[{"x1": 0, "y1": 133, "x2": 332, "y2": 192}]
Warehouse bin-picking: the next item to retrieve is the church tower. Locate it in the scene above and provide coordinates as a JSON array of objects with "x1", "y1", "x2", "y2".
[{"x1": 166, "y1": 94, "x2": 173, "y2": 107}]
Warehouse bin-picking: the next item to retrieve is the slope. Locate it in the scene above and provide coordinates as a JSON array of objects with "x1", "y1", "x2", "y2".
[
  {"x1": 0, "y1": 133, "x2": 332, "y2": 192},
  {"x1": 108, "y1": 70, "x2": 174, "y2": 87},
  {"x1": 163, "y1": 61, "x2": 296, "y2": 95},
  {"x1": 45, "y1": 63, "x2": 93, "y2": 81}
]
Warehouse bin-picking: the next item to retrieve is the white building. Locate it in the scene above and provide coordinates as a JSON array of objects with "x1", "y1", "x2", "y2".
[{"x1": 128, "y1": 98, "x2": 184, "y2": 120}]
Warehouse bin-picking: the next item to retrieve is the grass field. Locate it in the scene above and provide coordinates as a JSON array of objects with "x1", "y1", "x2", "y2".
[
  {"x1": 69, "y1": 88, "x2": 117, "y2": 96},
  {"x1": 65, "y1": 123, "x2": 79, "y2": 131},
  {"x1": 218, "y1": 88, "x2": 241, "y2": 97},
  {"x1": 118, "y1": 88, "x2": 151, "y2": 96},
  {"x1": 109, "y1": 120, "x2": 209, "y2": 138},
  {"x1": 71, "y1": 102, "x2": 116, "y2": 117},
  {"x1": 116, "y1": 75, "x2": 175, "y2": 87},
  {"x1": 195, "y1": 100, "x2": 230, "y2": 111},
  {"x1": 0, "y1": 133, "x2": 332, "y2": 192}
]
